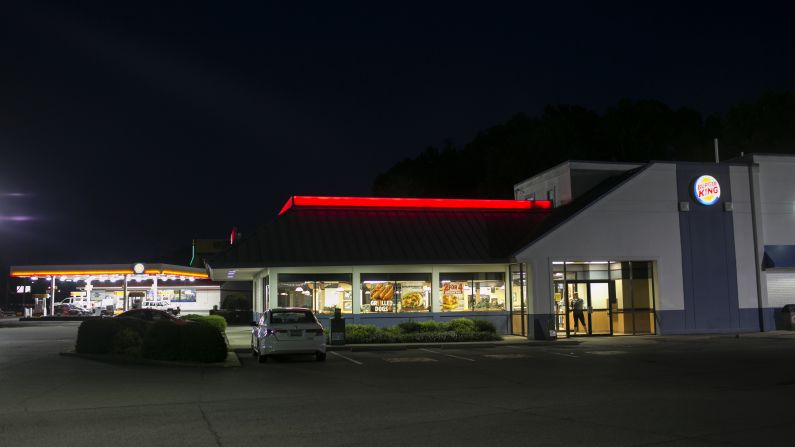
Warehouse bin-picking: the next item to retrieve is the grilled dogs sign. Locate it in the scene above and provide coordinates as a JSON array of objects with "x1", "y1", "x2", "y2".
[{"x1": 693, "y1": 175, "x2": 721, "y2": 206}]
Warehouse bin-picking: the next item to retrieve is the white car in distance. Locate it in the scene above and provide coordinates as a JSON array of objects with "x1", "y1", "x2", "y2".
[
  {"x1": 251, "y1": 308, "x2": 326, "y2": 363},
  {"x1": 142, "y1": 300, "x2": 173, "y2": 312}
]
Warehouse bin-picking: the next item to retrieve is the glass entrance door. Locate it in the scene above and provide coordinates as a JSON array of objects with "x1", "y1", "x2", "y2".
[
  {"x1": 564, "y1": 281, "x2": 613, "y2": 336},
  {"x1": 567, "y1": 283, "x2": 588, "y2": 335},
  {"x1": 588, "y1": 282, "x2": 612, "y2": 335},
  {"x1": 509, "y1": 264, "x2": 527, "y2": 336}
]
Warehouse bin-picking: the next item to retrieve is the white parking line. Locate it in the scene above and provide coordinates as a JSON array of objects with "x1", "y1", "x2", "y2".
[
  {"x1": 552, "y1": 352, "x2": 578, "y2": 358},
  {"x1": 383, "y1": 357, "x2": 437, "y2": 363},
  {"x1": 585, "y1": 351, "x2": 626, "y2": 356},
  {"x1": 329, "y1": 351, "x2": 363, "y2": 365},
  {"x1": 420, "y1": 348, "x2": 475, "y2": 362},
  {"x1": 483, "y1": 353, "x2": 528, "y2": 359}
]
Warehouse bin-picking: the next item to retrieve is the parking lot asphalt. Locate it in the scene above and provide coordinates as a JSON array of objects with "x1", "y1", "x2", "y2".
[{"x1": 2, "y1": 319, "x2": 795, "y2": 447}]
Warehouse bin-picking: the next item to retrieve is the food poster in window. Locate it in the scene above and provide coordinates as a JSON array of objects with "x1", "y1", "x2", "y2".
[
  {"x1": 396, "y1": 281, "x2": 429, "y2": 312},
  {"x1": 442, "y1": 282, "x2": 465, "y2": 311},
  {"x1": 158, "y1": 289, "x2": 177, "y2": 302},
  {"x1": 179, "y1": 289, "x2": 197, "y2": 302},
  {"x1": 365, "y1": 282, "x2": 395, "y2": 312},
  {"x1": 338, "y1": 282, "x2": 353, "y2": 312}
]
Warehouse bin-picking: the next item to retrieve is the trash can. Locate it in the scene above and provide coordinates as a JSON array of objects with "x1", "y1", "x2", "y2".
[
  {"x1": 547, "y1": 317, "x2": 558, "y2": 340},
  {"x1": 329, "y1": 308, "x2": 345, "y2": 345},
  {"x1": 781, "y1": 304, "x2": 795, "y2": 331}
]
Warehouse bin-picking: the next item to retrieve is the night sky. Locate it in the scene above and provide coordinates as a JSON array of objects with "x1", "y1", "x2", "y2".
[{"x1": 1, "y1": 1, "x2": 794, "y2": 279}]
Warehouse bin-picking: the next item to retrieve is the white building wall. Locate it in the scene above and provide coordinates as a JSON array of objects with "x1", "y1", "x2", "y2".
[
  {"x1": 754, "y1": 155, "x2": 795, "y2": 322},
  {"x1": 252, "y1": 272, "x2": 261, "y2": 312},
  {"x1": 755, "y1": 155, "x2": 795, "y2": 245},
  {"x1": 173, "y1": 287, "x2": 220, "y2": 315},
  {"x1": 514, "y1": 163, "x2": 572, "y2": 206},
  {"x1": 729, "y1": 165, "x2": 762, "y2": 310},
  {"x1": 515, "y1": 163, "x2": 685, "y2": 319}
]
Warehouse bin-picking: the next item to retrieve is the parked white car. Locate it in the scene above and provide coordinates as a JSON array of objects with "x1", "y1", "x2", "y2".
[
  {"x1": 142, "y1": 300, "x2": 173, "y2": 312},
  {"x1": 251, "y1": 308, "x2": 326, "y2": 363}
]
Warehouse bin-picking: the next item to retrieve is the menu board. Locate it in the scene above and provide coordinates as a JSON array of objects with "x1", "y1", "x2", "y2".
[{"x1": 442, "y1": 282, "x2": 465, "y2": 311}]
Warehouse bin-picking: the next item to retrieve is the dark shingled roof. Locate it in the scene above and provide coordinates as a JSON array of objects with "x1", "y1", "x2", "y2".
[
  {"x1": 208, "y1": 167, "x2": 649, "y2": 269},
  {"x1": 207, "y1": 208, "x2": 551, "y2": 268}
]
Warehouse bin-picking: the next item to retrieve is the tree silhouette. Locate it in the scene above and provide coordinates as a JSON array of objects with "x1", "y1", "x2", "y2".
[{"x1": 373, "y1": 92, "x2": 795, "y2": 198}]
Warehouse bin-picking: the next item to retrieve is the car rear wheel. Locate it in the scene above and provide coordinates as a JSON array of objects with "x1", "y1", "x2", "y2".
[
  {"x1": 258, "y1": 353, "x2": 268, "y2": 363},
  {"x1": 315, "y1": 352, "x2": 326, "y2": 362}
]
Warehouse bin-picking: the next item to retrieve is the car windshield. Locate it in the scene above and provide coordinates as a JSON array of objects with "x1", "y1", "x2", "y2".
[{"x1": 270, "y1": 311, "x2": 315, "y2": 324}]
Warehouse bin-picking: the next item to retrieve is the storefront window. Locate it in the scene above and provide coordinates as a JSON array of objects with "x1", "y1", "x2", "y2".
[
  {"x1": 277, "y1": 274, "x2": 352, "y2": 314},
  {"x1": 157, "y1": 288, "x2": 196, "y2": 302},
  {"x1": 360, "y1": 273, "x2": 431, "y2": 313},
  {"x1": 440, "y1": 273, "x2": 505, "y2": 312}
]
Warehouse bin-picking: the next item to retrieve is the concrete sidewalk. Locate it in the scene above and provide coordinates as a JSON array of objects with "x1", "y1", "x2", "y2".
[{"x1": 226, "y1": 325, "x2": 795, "y2": 352}]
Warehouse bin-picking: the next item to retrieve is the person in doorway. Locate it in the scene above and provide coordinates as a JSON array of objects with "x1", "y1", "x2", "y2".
[{"x1": 571, "y1": 292, "x2": 586, "y2": 333}]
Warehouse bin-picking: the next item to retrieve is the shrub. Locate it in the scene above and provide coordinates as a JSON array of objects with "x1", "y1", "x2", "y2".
[
  {"x1": 344, "y1": 330, "x2": 502, "y2": 344},
  {"x1": 472, "y1": 319, "x2": 497, "y2": 334},
  {"x1": 345, "y1": 331, "x2": 395, "y2": 344},
  {"x1": 448, "y1": 318, "x2": 477, "y2": 334},
  {"x1": 381, "y1": 326, "x2": 401, "y2": 336},
  {"x1": 181, "y1": 314, "x2": 227, "y2": 333},
  {"x1": 141, "y1": 320, "x2": 182, "y2": 361},
  {"x1": 76, "y1": 319, "x2": 119, "y2": 354},
  {"x1": 178, "y1": 322, "x2": 228, "y2": 363},
  {"x1": 340, "y1": 318, "x2": 501, "y2": 344},
  {"x1": 418, "y1": 321, "x2": 449, "y2": 332},
  {"x1": 115, "y1": 317, "x2": 152, "y2": 338},
  {"x1": 346, "y1": 324, "x2": 379, "y2": 339},
  {"x1": 406, "y1": 331, "x2": 501, "y2": 343},
  {"x1": 111, "y1": 328, "x2": 142, "y2": 356},
  {"x1": 397, "y1": 321, "x2": 422, "y2": 334}
]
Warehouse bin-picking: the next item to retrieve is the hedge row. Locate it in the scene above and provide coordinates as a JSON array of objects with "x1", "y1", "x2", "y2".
[
  {"x1": 396, "y1": 318, "x2": 497, "y2": 334},
  {"x1": 180, "y1": 314, "x2": 228, "y2": 332},
  {"x1": 344, "y1": 318, "x2": 502, "y2": 344},
  {"x1": 76, "y1": 318, "x2": 227, "y2": 363}
]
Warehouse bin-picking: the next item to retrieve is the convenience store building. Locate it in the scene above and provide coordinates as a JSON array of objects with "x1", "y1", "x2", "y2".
[{"x1": 9, "y1": 263, "x2": 220, "y2": 315}]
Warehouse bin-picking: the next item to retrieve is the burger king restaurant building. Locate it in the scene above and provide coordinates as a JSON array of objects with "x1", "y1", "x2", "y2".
[{"x1": 208, "y1": 154, "x2": 795, "y2": 339}]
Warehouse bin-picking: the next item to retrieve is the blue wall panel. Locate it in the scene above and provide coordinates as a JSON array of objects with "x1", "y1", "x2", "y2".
[{"x1": 675, "y1": 163, "x2": 741, "y2": 333}]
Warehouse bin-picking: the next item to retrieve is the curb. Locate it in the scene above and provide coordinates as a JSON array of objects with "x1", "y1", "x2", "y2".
[
  {"x1": 229, "y1": 339, "x2": 580, "y2": 352},
  {"x1": 330, "y1": 339, "x2": 580, "y2": 352},
  {"x1": 60, "y1": 350, "x2": 241, "y2": 368}
]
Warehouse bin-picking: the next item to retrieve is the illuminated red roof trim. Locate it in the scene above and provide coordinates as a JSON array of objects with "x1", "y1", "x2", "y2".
[{"x1": 277, "y1": 195, "x2": 552, "y2": 215}]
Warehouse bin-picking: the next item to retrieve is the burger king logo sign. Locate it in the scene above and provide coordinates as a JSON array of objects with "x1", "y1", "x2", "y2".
[{"x1": 693, "y1": 175, "x2": 721, "y2": 206}]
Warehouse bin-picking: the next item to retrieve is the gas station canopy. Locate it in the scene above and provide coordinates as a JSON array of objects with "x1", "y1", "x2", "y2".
[{"x1": 10, "y1": 263, "x2": 208, "y2": 281}]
